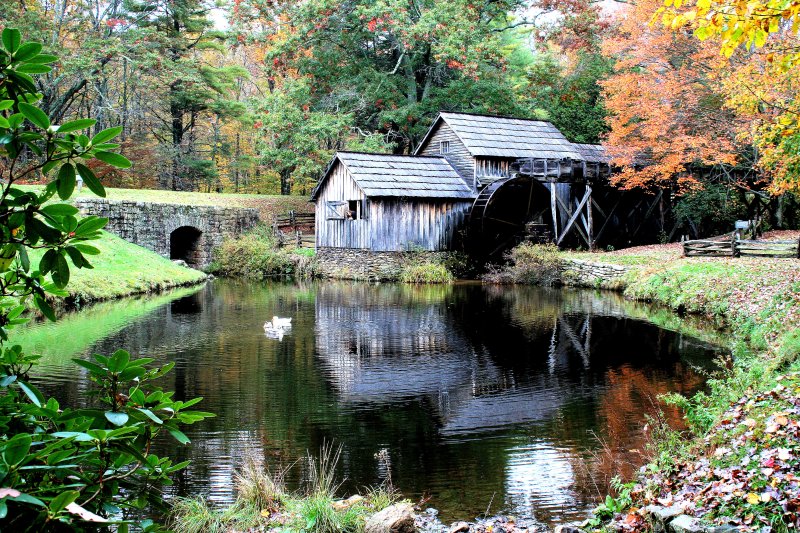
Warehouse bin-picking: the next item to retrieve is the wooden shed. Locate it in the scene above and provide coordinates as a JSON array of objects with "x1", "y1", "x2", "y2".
[
  {"x1": 415, "y1": 111, "x2": 585, "y2": 190},
  {"x1": 311, "y1": 152, "x2": 475, "y2": 251}
]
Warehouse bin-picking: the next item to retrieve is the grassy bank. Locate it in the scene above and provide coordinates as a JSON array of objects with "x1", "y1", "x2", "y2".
[
  {"x1": 171, "y1": 448, "x2": 398, "y2": 533},
  {"x1": 19, "y1": 185, "x2": 314, "y2": 220},
  {"x1": 553, "y1": 233, "x2": 800, "y2": 531},
  {"x1": 29, "y1": 231, "x2": 207, "y2": 306}
]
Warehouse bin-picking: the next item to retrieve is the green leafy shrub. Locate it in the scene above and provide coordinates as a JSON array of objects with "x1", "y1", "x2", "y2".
[
  {"x1": 0, "y1": 349, "x2": 213, "y2": 530},
  {"x1": 399, "y1": 261, "x2": 454, "y2": 284},
  {"x1": 0, "y1": 28, "x2": 212, "y2": 530},
  {"x1": 212, "y1": 225, "x2": 317, "y2": 279},
  {"x1": 483, "y1": 243, "x2": 562, "y2": 286},
  {"x1": 212, "y1": 225, "x2": 296, "y2": 278}
]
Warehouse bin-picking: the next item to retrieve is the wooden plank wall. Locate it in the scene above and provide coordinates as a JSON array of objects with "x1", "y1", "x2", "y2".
[
  {"x1": 315, "y1": 162, "x2": 370, "y2": 249},
  {"x1": 418, "y1": 122, "x2": 475, "y2": 190},
  {"x1": 315, "y1": 160, "x2": 472, "y2": 251},
  {"x1": 475, "y1": 157, "x2": 510, "y2": 186},
  {"x1": 369, "y1": 199, "x2": 471, "y2": 251}
]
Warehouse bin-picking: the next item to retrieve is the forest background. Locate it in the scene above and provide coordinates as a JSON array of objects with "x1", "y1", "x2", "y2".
[{"x1": 3, "y1": 0, "x2": 797, "y2": 227}]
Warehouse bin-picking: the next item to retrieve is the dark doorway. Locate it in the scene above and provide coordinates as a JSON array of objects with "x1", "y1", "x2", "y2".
[{"x1": 170, "y1": 226, "x2": 203, "y2": 268}]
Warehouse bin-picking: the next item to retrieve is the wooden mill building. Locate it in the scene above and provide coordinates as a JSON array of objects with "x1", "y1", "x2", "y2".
[
  {"x1": 312, "y1": 112, "x2": 660, "y2": 256},
  {"x1": 311, "y1": 152, "x2": 474, "y2": 251}
]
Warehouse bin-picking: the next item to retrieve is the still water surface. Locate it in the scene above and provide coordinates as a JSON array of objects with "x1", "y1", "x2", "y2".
[{"x1": 20, "y1": 281, "x2": 722, "y2": 527}]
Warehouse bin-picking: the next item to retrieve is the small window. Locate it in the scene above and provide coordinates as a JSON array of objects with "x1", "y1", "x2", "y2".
[
  {"x1": 325, "y1": 200, "x2": 346, "y2": 220},
  {"x1": 347, "y1": 200, "x2": 362, "y2": 220},
  {"x1": 439, "y1": 141, "x2": 450, "y2": 154}
]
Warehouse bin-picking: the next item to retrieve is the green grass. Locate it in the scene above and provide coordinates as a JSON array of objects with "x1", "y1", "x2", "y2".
[
  {"x1": 170, "y1": 446, "x2": 398, "y2": 533},
  {"x1": 28, "y1": 231, "x2": 207, "y2": 304},
  {"x1": 18, "y1": 185, "x2": 314, "y2": 221},
  {"x1": 560, "y1": 238, "x2": 800, "y2": 530},
  {"x1": 399, "y1": 261, "x2": 454, "y2": 284}
]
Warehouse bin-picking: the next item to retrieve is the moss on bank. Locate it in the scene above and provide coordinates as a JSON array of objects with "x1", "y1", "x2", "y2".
[
  {"x1": 28, "y1": 231, "x2": 207, "y2": 307},
  {"x1": 556, "y1": 236, "x2": 800, "y2": 531}
]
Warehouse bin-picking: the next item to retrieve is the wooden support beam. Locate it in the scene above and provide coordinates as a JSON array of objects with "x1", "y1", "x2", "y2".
[
  {"x1": 555, "y1": 193, "x2": 591, "y2": 245},
  {"x1": 630, "y1": 190, "x2": 664, "y2": 240},
  {"x1": 586, "y1": 184, "x2": 594, "y2": 250},
  {"x1": 592, "y1": 192, "x2": 624, "y2": 244},
  {"x1": 557, "y1": 188, "x2": 592, "y2": 246},
  {"x1": 591, "y1": 198, "x2": 607, "y2": 218},
  {"x1": 550, "y1": 181, "x2": 559, "y2": 242}
]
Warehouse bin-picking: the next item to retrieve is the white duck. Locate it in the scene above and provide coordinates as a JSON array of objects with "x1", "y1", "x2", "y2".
[
  {"x1": 270, "y1": 316, "x2": 292, "y2": 328},
  {"x1": 263, "y1": 316, "x2": 292, "y2": 340}
]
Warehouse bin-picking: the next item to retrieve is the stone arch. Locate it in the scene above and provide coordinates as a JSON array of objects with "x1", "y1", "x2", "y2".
[{"x1": 170, "y1": 226, "x2": 204, "y2": 268}]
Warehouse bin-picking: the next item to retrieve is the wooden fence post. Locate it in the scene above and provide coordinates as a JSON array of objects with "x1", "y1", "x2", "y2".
[{"x1": 731, "y1": 233, "x2": 739, "y2": 257}]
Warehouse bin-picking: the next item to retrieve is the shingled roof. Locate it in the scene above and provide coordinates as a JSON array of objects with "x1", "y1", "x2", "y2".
[
  {"x1": 416, "y1": 112, "x2": 585, "y2": 160},
  {"x1": 311, "y1": 152, "x2": 475, "y2": 200},
  {"x1": 573, "y1": 143, "x2": 610, "y2": 164}
]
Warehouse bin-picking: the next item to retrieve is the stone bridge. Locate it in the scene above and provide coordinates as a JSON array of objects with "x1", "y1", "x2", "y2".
[{"x1": 76, "y1": 199, "x2": 260, "y2": 270}]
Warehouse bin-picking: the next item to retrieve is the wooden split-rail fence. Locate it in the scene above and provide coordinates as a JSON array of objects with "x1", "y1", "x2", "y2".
[
  {"x1": 683, "y1": 233, "x2": 800, "y2": 258},
  {"x1": 273, "y1": 210, "x2": 315, "y2": 248}
]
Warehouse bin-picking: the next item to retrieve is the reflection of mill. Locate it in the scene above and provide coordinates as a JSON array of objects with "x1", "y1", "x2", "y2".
[
  {"x1": 314, "y1": 284, "x2": 643, "y2": 436},
  {"x1": 549, "y1": 314, "x2": 592, "y2": 372}
]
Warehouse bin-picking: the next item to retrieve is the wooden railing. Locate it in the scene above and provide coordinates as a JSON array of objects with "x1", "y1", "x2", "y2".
[
  {"x1": 273, "y1": 210, "x2": 315, "y2": 248},
  {"x1": 683, "y1": 234, "x2": 800, "y2": 258}
]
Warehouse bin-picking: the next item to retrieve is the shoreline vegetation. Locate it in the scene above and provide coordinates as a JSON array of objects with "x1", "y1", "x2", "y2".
[
  {"x1": 549, "y1": 233, "x2": 800, "y2": 531},
  {"x1": 25, "y1": 215, "x2": 800, "y2": 531},
  {"x1": 193, "y1": 230, "x2": 800, "y2": 531},
  {"x1": 30, "y1": 231, "x2": 208, "y2": 310}
]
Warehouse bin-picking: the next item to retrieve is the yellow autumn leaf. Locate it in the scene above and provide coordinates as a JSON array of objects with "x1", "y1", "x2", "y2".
[{"x1": 746, "y1": 492, "x2": 760, "y2": 505}]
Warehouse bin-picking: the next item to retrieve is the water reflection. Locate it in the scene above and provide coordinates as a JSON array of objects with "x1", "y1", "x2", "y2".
[{"x1": 22, "y1": 281, "x2": 721, "y2": 527}]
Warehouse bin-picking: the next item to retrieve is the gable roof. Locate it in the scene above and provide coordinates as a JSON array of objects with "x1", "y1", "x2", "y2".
[
  {"x1": 416, "y1": 111, "x2": 585, "y2": 160},
  {"x1": 311, "y1": 152, "x2": 475, "y2": 201},
  {"x1": 573, "y1": 143, "x2": 610, "y2": 164}
]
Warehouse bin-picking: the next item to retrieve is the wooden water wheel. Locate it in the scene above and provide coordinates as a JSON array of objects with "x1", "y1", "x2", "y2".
[{"x1": 467, "y1": 176, "x2": 552, "y2": 258}]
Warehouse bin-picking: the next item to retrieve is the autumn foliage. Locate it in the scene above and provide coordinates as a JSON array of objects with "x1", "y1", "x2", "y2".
[{"x1": 601, "y1": 0, "x2": 745, "y2": 190}]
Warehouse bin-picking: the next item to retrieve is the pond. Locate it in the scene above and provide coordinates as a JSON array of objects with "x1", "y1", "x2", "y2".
[{"x1": 18, "y1": 280, "x2": 724, "y2": 528}]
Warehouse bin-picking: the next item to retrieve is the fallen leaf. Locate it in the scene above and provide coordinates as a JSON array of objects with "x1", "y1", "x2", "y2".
[
  {"x1": 65, "y1": 502, "x2": 108, "y2": 523},
  {"x1": 747, "y1": 493, "x2": 760, "y2": 505}
]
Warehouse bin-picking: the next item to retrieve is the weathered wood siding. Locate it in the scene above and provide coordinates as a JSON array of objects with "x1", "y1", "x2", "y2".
[
  {"x1": 315, "y1": 162, "x2": 370, "y2": 249},
  {"x1": 475, "y1": 157, "x2": 511, "y2": 186},
  {"x1": 315, "y1": 160, "x2": 471, "y2": 251},
  {"x1": 368, "y1": 199, "x2": 471, "y2": 251},
  {"x1": 418, "y1": 122, "x2": 475, "y2": 190}
]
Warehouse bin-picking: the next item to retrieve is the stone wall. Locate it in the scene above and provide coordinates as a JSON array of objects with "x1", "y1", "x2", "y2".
[
  {"x1": 315, "y1": 248, "x2": 448, "y2": 281},
  {"x1": 560, "y1": 258, "x2": 632, "y2": 288},
  {"x1": 76, "y1": 198, "x2": 259, "y2": 269}
]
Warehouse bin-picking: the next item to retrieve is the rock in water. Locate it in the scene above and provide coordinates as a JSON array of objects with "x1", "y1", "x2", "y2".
[
  {"x1": 365, "y1": 503, "x2": 416, "y2": 533},
  {"x1": 448, "y1": 522, "x2": 470, "y2": 533},
  {"x1": 669, "y1": 515, "x2": 704, "y2": 533},
  {"x1": 554, "y1": 526, "x2": 583, "y2": 533}
]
